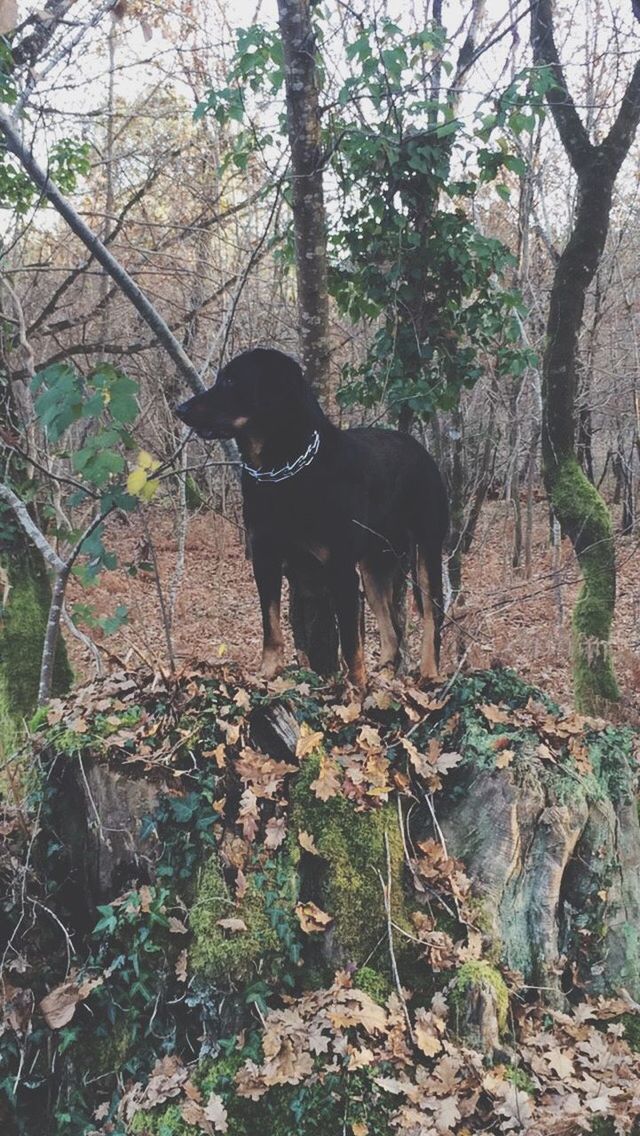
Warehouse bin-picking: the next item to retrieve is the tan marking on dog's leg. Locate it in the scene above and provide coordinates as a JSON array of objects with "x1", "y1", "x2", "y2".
[
  {"x1": 347, "y1": 641, "x2": 367, "y2": 691},
  {"x1": 418, "y1": 556, "x2": 438, "y2": 682},
  {"x1": 361, "y1": 562, "x2": 400, "y2": 668},
  {"x1": 260, "y1": 599, "x2": 285, "y2": 679}
]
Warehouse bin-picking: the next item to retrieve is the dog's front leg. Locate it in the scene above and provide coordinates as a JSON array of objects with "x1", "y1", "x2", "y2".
[
  {"x1": 328, "y1": 559, "x2": 366, "y2": 690},
  {"x1": 252, "y1": 537, "x2": 285, "y2": 679}
]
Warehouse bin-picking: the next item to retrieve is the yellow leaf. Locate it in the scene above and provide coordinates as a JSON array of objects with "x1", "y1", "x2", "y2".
[
  {"x1": 138, "y1": 450, "x2": 155, "y2": 469},
  {"x1": 218, "y1": 642, "x2": 228, "y2": 657},
  {"x1": 127, "y1": 467, "x2": 148, "y2": 496},
  {"x1": 139, "y1": 477, "x2": 160, "y2": 502}
]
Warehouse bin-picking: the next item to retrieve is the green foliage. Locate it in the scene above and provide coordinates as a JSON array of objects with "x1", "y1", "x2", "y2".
[
  {"x1": 0, "y1": 134, "x2": 90, "y2": 215},
  {"x1": 25, "y1": 362, "x2": 141, "y2": 586},
  {"x1": 195, "y1": 15, "x2": 540, "y2": 420}
]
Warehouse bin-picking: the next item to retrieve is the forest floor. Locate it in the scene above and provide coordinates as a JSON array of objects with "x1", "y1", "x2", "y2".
[{"x1": 65, "y1": 495, "x2": 640, "y2": 723}]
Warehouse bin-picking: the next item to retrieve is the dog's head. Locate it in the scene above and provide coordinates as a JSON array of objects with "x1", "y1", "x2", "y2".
[{"x1": 175, "y1": 348, "x2": 313, "y2": 441}]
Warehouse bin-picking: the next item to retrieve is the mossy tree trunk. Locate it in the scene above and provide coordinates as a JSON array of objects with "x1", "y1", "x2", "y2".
[
  {"x1": 0, "y1": 531, "x2": 72, "y2": 754},
  {"x1": 531, "y1": 0, "x2": 640, "y2": 712}
]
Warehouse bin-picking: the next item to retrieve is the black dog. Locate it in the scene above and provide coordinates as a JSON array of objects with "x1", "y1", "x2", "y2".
[{"x1": 176, "y1": 348, "x2": 448, "y2": 688}]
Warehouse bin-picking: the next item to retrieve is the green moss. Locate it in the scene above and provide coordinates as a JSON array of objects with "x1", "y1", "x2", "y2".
[
  {"x1": 450, "y1": 960, "x2": 509, "y2": 1034},
  {"x1": 505, "y1": 1064, "x2": 536, "y2": 1096},
  {"x1": 291, "y1": 754, "x2": 413, "y2": 971},
  {"x1": 189, "y1": 856, "x2": 282, "y2": 984},
  {"x1": 621, "y1": 1013, "x2": 640, "y2": 1052},
  {"x1": 0, "y1": 545, "x2": 72, "y2": 757},
  {"x1": 129, "y1": 1103, "x2": 189, "y2": 1136},
  {"x1": 550, "y1": 459, "x2": 618, "y2": 712},
  {"x1": 354, "y1": 966, "x2": 392, "y2": 1005}
]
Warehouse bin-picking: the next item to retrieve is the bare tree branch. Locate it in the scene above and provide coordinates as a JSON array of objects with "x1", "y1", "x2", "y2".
[{"x1": 0, "y1": 107, "x2": 206, "y2": 395}]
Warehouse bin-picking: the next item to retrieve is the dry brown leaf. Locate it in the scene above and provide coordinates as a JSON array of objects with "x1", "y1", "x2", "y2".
[
  {"x1": 216, "y1": 917, "x2": 248, "y2": 933},
  {"x1": 39, "y1": 982, "x2": 84, "y2": 1030},
  {"x1": 139, "y1": 885, "x2": 153, "y2": 912},
  {"x1": 204, "y1": 1091, "x2": 229, "y2": 1132},
  {"x1": 295, "y1": 902, "x2": 333, "y2": 933},
  {"x1": 545, "y1": 1046, "x2": 575, "y2": 1080},
  {"x1": 238, "y1": 787, "x2": 260, "y2": 841},
  {"x1": 414, "y1": 1008, "x2": 443, "y2": 1058},
  {"x1": 435, "y1": 1095, "x2": 461, "y2": 1134},
  {"x1": 234, "y1": 688, "x2": 251, "y2": 710},
  {"x1": 265, "y1": 815, "x2": 287, "y2": 850},
  {"x1": 298, "y1": 830, "x2": 320, "y2": 855},
  {"x1": 175, "y1": 949, "x2": 188, "y2": 983},
  {"x1": 537, "y1": 742, "x2": 557, "y2": 764},
  {"x1": 296, "y1": 724, "x2": 325, "y2": 758},
  {"x1": 495, "y1": 749, "x2": 515, "y2": 769},
  {"x1": 479, "y1": 703, "x2": 512, "y2": 726},
  {"x1": 332, "y1": 701, "x2": 361, "y2": 722},
  {"x1": 435, "y1": 750, "x2": 462, "y2": 774},
  {"x1": 0, "y1": 2, "x2": 19, "y2": 37},
  {"x1": 310, "y1": 753, "x2": 341, "y2": 801},
  {"x1": 352, "y1": 1123, "x2": 369, "y2": 1136},
  {"x1": 168, "y1": 916, "x2": 188, "y2": 934}
]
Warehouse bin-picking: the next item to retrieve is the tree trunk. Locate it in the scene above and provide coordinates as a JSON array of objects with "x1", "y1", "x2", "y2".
[
  {"x1": 0, "y1": 535, "x2": 72, "y2": 753},
  {"x1": 276, "y1": 0, "x2": 330, "y2": 401},
  {"x1": 531, "y1": 0, "x2": 640, "y2": 712},
  {"x1": 276, "y1": 0, "x2": 338, "y2": 676}
]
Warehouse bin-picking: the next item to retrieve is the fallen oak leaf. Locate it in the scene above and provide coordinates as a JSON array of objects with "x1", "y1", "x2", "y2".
[
  {"x1": 310, "y1": 753, "x2": 341, "y2": 801},
  {"x1": 295, "y1": 902, "x2": 333, "y2": 933},
  {"x1": 265, "y1": 815, "x2": 287, "y2": 850},
  {"x1": 39, "y1": 977, "x2": 98, "y2": 1030},
  {"x1": 435, "y1": 750, "x2": 462, "y2": 775},
  {"x1": 479, "y1": 702, "x2": 513, "y2": 726},
  {"x1": 204, "y1": 1091, "x2": 229, "y2": 1132},
  {"x1": 298, "y1": 830, "x2": 320, "y2": 855},
  {"x1": 296, "y1": 724, "x2": 325, "y2": 758},
  {"x1": 495, "y1": 749, "x2": 515, "y2": 769}
]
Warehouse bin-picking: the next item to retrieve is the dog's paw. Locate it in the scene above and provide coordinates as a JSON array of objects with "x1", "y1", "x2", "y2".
[{"x1": 259, "y1": 649, "x2": 284, "y2": 680}]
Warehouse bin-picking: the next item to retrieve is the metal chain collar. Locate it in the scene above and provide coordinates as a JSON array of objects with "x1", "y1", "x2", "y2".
[{"x1": 242, "y1": 430, "x2": 321, "y2": 484}]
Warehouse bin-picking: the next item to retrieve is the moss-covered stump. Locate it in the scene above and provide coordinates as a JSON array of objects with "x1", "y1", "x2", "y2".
[
  {"x1": 413, "y1": 670, "x2": 640, "y2": 1002},
  {"x1": 0, "y1": 542, "x2": 72, "y2": 756},
  {"x1": 4, "y1": 663, "x2": 640, "y2": 1136}
]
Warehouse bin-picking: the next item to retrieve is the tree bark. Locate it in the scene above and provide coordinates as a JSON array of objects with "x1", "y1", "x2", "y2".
[
  {"x1": 531, "y1": 0, "x2": 640, "y2": 711},
  {"x1": 276, "y1": 0, "x2": 330, "y2": 402},
  {"x1": 276, "y1": 0, "x2": 338, "y2": 675}
]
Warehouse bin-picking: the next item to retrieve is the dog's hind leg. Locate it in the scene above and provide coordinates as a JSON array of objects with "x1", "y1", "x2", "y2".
[
  {"x1": 361, "y1": 558, "x2": 401, "y2": 670},
  {"x1": 252, "y1": 537, "x2": 285, "y2": 679},
  {"x1": 416, "y1": 545, "x2": 443, "y2": 683},
  {"x1": 328, "y1": 558, "x2": 366, "y2": 689}
]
